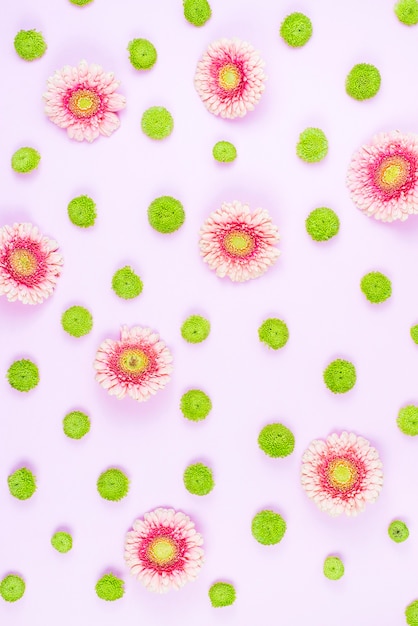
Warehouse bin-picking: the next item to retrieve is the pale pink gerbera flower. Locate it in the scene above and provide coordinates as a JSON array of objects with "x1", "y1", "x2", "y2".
[
  {"x1": 301, "y1": 432, "x2": 383, "y2": 517},
  {"x1": 347, "y1": 131, "x2": 418, "y2": 222},
  {"x1": 94, "y1": 325, "x2": 173, "y2": 402},
  {"x1": 194, "y1": 38, "x2": 266, "y2": 119},
  {"x1": 124, "y1": 507, "x2": 204, "y2": 594},
  {"x1": 43, "y1": 60, "x2": 126, "y2": 142},
  {"x1": 199, "y1": 200, "x2": 280, "y2": 282},
  {"x1": 0, "y1": 223, "x2": 63, "y2": 305}
]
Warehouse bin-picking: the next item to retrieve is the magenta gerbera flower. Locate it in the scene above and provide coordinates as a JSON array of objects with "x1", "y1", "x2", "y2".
[
  {"x1": 0, "y1": 223, "x2": 63, "y2": 305},
  {"x1": 347, "y1": 131, "x2": 418, "y2": 222},
  {"x1": 94, "y1": 325, "x2": 173, "y2": 402},
  {"x1": 301, "y1": 431, "x2": 383, "y2": 517},
  {"x1": 199, "y1": 200, "x2": 280, "y2": 282},
  {"x1": 124, "y1": 507, "x2": 204, "y2": 594},
  {"x1": 43, "y1": 60, "x2": 126, "y2": 142},
  {"x1": 194, "y1": 38, "x2": 266, "y2": 119}
]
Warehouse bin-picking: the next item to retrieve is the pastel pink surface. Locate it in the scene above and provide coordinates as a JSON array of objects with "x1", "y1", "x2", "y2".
[{"x1": 1, "y1": 0, "x2": 418, "y2": 624}]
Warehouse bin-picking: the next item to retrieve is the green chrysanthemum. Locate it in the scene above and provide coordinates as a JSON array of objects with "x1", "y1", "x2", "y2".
[
  {"x1": 141, "y1": 106, "x2": 173, "y2": 140},
  {"x1": 258, "y1": 423, "x2": 295, "y2": 458},
  {"x1": 360, "y1": 271, "x2": 392, "y2": 304},
  {"x1": 0, "y1": 575, "x2": 25, "y2": 602},
  {"x1": 306, "y1": 207, "x2": 340, "y2": 241},
  {"x1": 208, "y1": 582, "x2": 236, "y2": 607},
  {"x1": 397, "y1": 405, "x2": 418, "y2": 436},
  {"x1": 112, "y1": 266, "x2": 143, "y2": 299},
  {"x1": 388, "y1": 520, "x2": 409, "y2": 543},
  {"x1": 346, "y1": 63, "x2": 381, "y2": 101},
  {"x1": 95, "y1": 573, "x2": 125, "y2": 601},
  {"x1": 97, "y1": 468, "x2": 129, "y2": 501},
  {"x1": 323, "y1": 359, "x2": 356, "y2": 394},
  {"x1": 7, "y1": 359, "x2": 39, "y2": 392},
  {"x1": 280, "y1": 12, "x2": 312, "y2": 47},
  {"x1": 183, "y1": 0, "x2": 212, "y2": 26},
  {"x1": 181, "y1": 315, "x2": 210, "y2": 343},
  {"x1": 251, "y1": 510, "x2": 286, "y2": 545},
  {"x1": 8, "y1": 467, "x2": 37, "y2": 500},
  {"x1": 180, "y1": 389, "x2": 212, "y2": 421},
  {"x1": 323, "y1": 556, "x2": 344, "y2": 580},
  {"x1": 11, "y1": 147, "x2": 41, "y2": 173},
  {"x1": 51, "y1": 531, "x2": 73, "y2": 553},
  {"x1": 296, "y1": 128, "x2": 328, "y2": 163},
  {"x1": 63, "y1": 410, "x2": 91, "y2": 440},
  {"x1": 69, "y1": 0, "x2": 94, "y2": 5},
  {"x1": 395, "y1": 0, "x2": 418, "y2": 25},
  {"x1": 61, "y1": 305, "x2": 93, "y2": 337},
  {"x1": 14, "y1": 30, "x2": 47, "y2": 61},
  {"x1": 183, "y1": 462, "x2": 214, "y2": 495},
  {"x1": 128, "y1": 38, "x2": 157, "y2": 70},
  {"x1": 148, "y1": 196, "x2": 185, "y2": 233},
  {"x1": 258, "y1": 318, "x2": 289, "y2": 350},
  {"x1": 410, "y1": 324, "x2": 418, "y2": 344},
  {"x1": 213, "y1": 141, "x2": 237, "y2": 163},
  {"x1": 67, "y1": 195, "x2": 96, "y2": 228}
]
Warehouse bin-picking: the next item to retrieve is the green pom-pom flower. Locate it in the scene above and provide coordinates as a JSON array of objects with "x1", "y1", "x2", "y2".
[
  {"x1": 251, "y1": 510, "x2": 286, "y2": 545},
  {"x1": 208, "y1": 582, "x2": 236, "y2": 607},
  {"x1": 11, "y1": 147, "x2": 41, "y2": 173},
  {"x1": 63, "y1": 410, "x2": 91, "y2": 440},
  {"x1": 183, "y1": 0, "x2": 212, "y2": 26},
  {"x1": 410, "y1": 325, "x2": 418, "y2": 344},
  {"x1": 61, "y1": 305, "x2": 93, "y2": 337},
  {"x1": 7, "y1": 359, "x2": 39, "y2": 392},
  {"x1": 183, "y1": 462, "x2": 214, "y2": 495},
  {"x1": 95, "y1": 573, "x2": 125, "y2": 601},
  {"x1": 180, "y1": 389, "x2": 212, "y2": 421},
  {"x1": 323, "y1": 556, "x2": 344, "y2": 580},
  {"x1": 346, "y1": 63, "x2": 381, "y2": 101},
  {"x1": 128, "y1": 38, "x2": 157, "y2": 70},
  {"x1": 360, "y1": 271, "x2": 392, "y2": 304},
  {"x1": 258, "y1": 423, "x2": 295, "y2": 458},
  {"x1": 297, "y1": 128, "x2": 328, "y2": 163},
  {"x1": 0, "y1": 575, "x2": 25, "y2": 602},
  {"x1": 8, "y1": 467, "x2": 37, "y2": 500},
  {"x1": 323, "y1": 359, "x2": 356, "y2": 394},
  {"x1": 397, "y1": 405, "x2": 418, "y2": 436},
  {"x1": 141, "y1": 106, "x2": 173, "y2": 140},
  {"x1": 67, "y1": 195, "x2": 96, "y2": 228},
  {"x1": 181, "y1": 315, "x2": 210, "y2": 343},
  {"x1": 51, "y1": 531, "x2": 73, "y2": 553},
  {"x1": 14, "y1": 30, "x2": 47, "y2": 61},
  {"x1": 306, "y1": 207, "x2": 340, "y2": 241},
  {"x1": 395, "y1": 0, "x2": 418, "y2": 25},
  {"x1": 69, "y1": 0, "x2": 94, "y2": 5},
  {"x1": 213, "y1": 141, "x2": 237, "y2": 163},
  {"x1": 280, "y1": 12, "x2": 312, "y2": 47},
  {"x1": 406, "y1": 599, "x2": 418, "y2": 625},
  {"x1": 112, "y1": 266, "x2": 143, "y2": 299},
  {"x1": 258, "y1": 318, "x2": 289, "y2": 350},
  {"x1": 388, "y1": 520, "x2": 409, "y2": 543},
  {"x1": 148, "y1": 196, "x2": 185, "y2": 233},
  {"x1": 97, "y1": 468, "x2": 129, "y2": 501}
]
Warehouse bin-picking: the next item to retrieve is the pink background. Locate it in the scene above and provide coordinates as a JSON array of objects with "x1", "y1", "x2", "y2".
[{"x1": 2, "y1": 0, "x2": 418, "y2": 623}]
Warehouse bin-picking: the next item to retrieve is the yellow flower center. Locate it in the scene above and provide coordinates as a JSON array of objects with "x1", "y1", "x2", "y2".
[
  {"x1": 224, "y1": 230, "x2": 254, "y2": 257},
  {"x1": 9, "y1": 248, "x2": 37, "y2": 277},
  {"x1": 119, "y1": 349, "x2": 149, "y2": 375},
  {"x1": 328, "y1": 458, "x2": 358, "y2": 491},
  {"x1": 147, "y1": 536, "x2": 178, "y2": 566},
  {"x1": 219, "y1": 64, "x2": 241, "y2": 91},
  {"x1": 68, "y1": 89, "x2": 100, "y2": 118},
  {"x1": 376, "y1": 156, "x2": 410, "y2": 192}
]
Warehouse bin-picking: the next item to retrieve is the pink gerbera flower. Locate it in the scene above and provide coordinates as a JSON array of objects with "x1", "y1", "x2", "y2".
[
  {"x1": 301, "y1": 431, "x2": 383, "y2": 517},
  {"x1": 194, "y1": 38, "x2": 266, "y2": 119},
  {"x1": 347, "y1": 131, "x2": 418, "y2": 222},
  {"x1": 94, "y1": 325, "x2": 173, "y2": 402},
  {"x1": 124, "y1": 507, "x2": 204, "y2": 594},
  {"x1": 0, "y1": 223, "x2": 63, "y2": 305},
  {"x1": 199, "y1": 200, "x2": 280, "y2": 282},
  {"x1": 43, "y1": 60, "x2": 126, "y2": 142}
]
